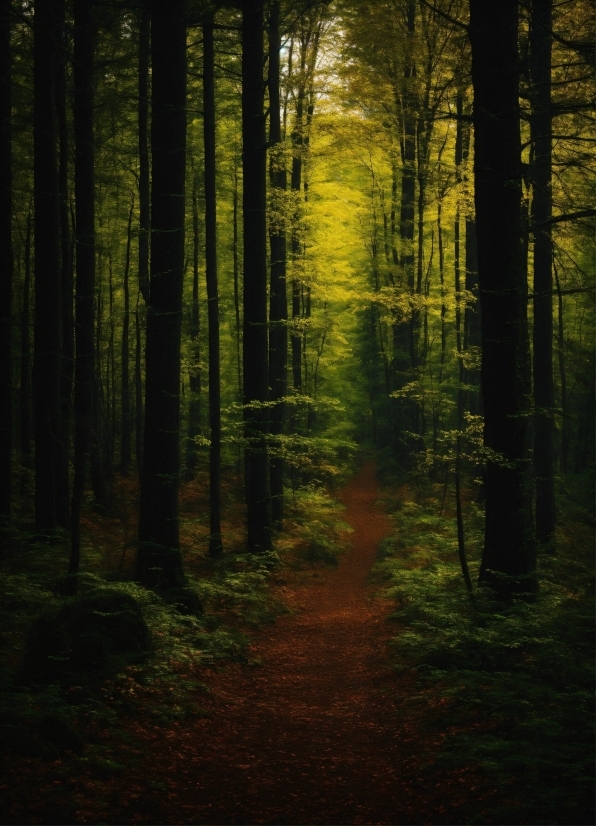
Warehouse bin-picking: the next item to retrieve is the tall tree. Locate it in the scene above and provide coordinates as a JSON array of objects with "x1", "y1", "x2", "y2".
[
  {"x1": 268, "y1": 0, "x2": 288, "y2": 531},
  {"x1": 242, "y1": 0, "x2": 271, "y2": 553},
  {"x1": 203, "y1": 11, "x2": 223, "y2": 558},
  {"x1": 55, "y1": 0, "x2": 73, "y2": 529},
  {"x1": 33, "y1": 0, "x2": 62, "y2": 530},
  {"x1": 138, "y1": 4, "x2": 150, "y2": 306},
  {"x1": 0, "y1": 0, "x2": 12, "y2": 520},
  {"x1": 470, "y1": 0, "x2": 536, "y2": 592},
  {"x1": 137, "y1": 0, "x2": 187, "y2": 586},
  {"x1": 70, "y1": 0, "x2": 96, "y2": 582},
  {"x1": 530, "y1": 0, "x2": 555, "y2": 546},
  {"x1": 120, "y1": 197, "x2": 134, "y2": 475}
]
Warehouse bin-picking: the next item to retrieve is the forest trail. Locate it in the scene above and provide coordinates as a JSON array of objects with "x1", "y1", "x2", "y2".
[{"x1": 113, "y1": 462, "x2": 458, "y2": 825}]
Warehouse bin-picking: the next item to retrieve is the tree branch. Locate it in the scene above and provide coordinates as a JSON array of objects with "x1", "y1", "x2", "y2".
[
  {"x1": 529, "y1": 209, "x2": 596, "y2": 233},
  {"x1": 419, "y1": 0, "x2": 469, "y2": 32}
]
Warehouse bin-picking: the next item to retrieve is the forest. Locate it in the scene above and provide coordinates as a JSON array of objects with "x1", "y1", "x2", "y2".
[{"x1": 0, "y1": 0, "x2": 594, "y2": 823}]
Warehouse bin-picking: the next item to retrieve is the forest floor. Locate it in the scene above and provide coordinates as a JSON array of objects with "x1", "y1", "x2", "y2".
[
  {"x1": 101, "y1": 461, "x2": 489, "y2": 825},
  {"x1": 1, "y1": 461, "x2": 498, "y2": 825}
]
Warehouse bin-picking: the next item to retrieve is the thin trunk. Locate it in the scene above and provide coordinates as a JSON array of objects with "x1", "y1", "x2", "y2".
[
  {"x1": 137, "y1": 0, "x2": 187, "y2": 586},
  {"x1": 0, "y1": 0, "x2": 12, "y2": 518},
  {"x1": 554, "y1": 266, "x2": 568, "y2": 472},
  {"x1": 268, "y1": 0, "x2": 287, "y2": 531},
  {"x1": 107, "y1": 254, "x2": 116, "y2": 465},
  {"x1": 470, "y1": 1, "x2": 535, "y2": 592},
  {"x1": 121, "y1": 198, "x2": 133, "y2": 475},
  {"x1": 242, "y1": 0, "x2": 271, "y2": 553},
  {"x1": 437, "y1": 199, "x2": 446, "y2": 379},
  {"x1": 34, "y1": 0, "x2": 62, "y2": 530},
  {"x1": 232, "y1": 155, "x2": 242, "y2": 397},
  {"x1": 290, "y1": 35, "x2": 306, "y2": 397},
  {"x1": 55, "y1": 1, "x2": 72, "y2": 529},
  {"x1": 20, "y1": 203, "x2": 33, "y2": 484},
  {"x1": 70, "y1": 0, "x2": 95, "y2": 583},
  {"x1": 530, "y1": 0, "x2": 555, "y2": 546},
  {"x1": 138, "y1": 5, "x2": 150, "y2": 305},
  {"x1": 454, "y1": 96, "x2": 472, "y2": 594},
  {"x1": 135, "y1": 300, "x2": 143, "y2": 476},
  {"x1": 185, "y1": 170, "x2": 201, "y2": 479},
  {"x1": 203, "y1": 12, "x2": 222, "y2": 558}
]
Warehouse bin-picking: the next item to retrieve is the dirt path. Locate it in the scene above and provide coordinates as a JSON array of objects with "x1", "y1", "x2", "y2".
[{"x1": 111, "y1": 462, "x2": 466, "y2": 825}]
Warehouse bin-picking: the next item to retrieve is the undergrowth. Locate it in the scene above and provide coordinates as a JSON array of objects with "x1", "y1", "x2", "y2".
[
  {"x1": 0, "y1": 479, "x2": 346, "y2": 770},
  {"x1": 377, "y1": 488, "x2": 594, "y2": 826}
]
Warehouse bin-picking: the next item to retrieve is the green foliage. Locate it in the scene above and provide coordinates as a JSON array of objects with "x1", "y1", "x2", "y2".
[
  {"x1": 285, "y1": 483, "x2": 352, "y2": 567},
  {"x1": 377, "y1": 497, "x2": 594, "y2": 825}
]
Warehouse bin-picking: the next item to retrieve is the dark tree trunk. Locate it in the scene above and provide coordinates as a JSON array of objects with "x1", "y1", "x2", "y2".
[
  {"x1": 290, "y1": 48, "x2": 305, "y2": 398},
  {"x1": 392, "y1": 0, "x2": 417, "y2": 462},
  {"x1": 20, "y1": 204, "x2": 33, "y2": 486},
  {"x1": 470, "y1": 1, "x2": 536, "y2": 592},
  {"x1": 138, "y1": 5, "x2": 150, "y2": 306},
  {"x1": 203, "y1": 12, "x2": 222, "y2": 558},
  {"x1": 554, "y1": 268, "x2": 568, "y2": 472},
  {"x1": 55, "y1": 0, "x2": 72, "y2": 529},
  {"x1": 454, "y1": 96, "x2": 472, "y2": 594},
  {"x1": 134, "y1": 301, "x2": 143, "y2": 476},
  {"x1": 242, "y1": 0, "x2": 271, "y2": 553},
  {"x1": 268, "y1": 0, "x2": 287, "y2": 532},
  {"x1": 135, "y1": 8, "x2": 149, "y2": 480},
  {"x1": 232, "y1": 155, "x2": 242, "y2": 397},
  {"x1": 70, "y1": 0, "x2": 95, "y2": 581},
  {"x1": 185, "y1": 170, "x2": 201, "y2": 480},
  {"x1": 530, "y1": 0, "x2": 555, "y2": 546},
  {"x1": 0, "y1": 0, "x2": 13, "y2": 519},
  {"x1": 120, "y1": 199, "x2": 133, "y2": 476},
  {"x1": 137, "y1": 0, "x2": 187, "y2": 586},
  {"x1": 33, "y1": 0, "x2": 62, "y2": 531}
]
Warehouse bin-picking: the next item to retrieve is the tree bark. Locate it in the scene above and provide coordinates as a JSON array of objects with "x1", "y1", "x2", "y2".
[
  {"x1": 0, "y1": 0, "x2": 13, "y2": 519},
  {"x1": 242, "y1": 0, "x2": 271, "y2": 553},
  {"x1": 203, "y1": 12, "x2": 223, "y2": 558},
  {"x1": 20, "y1": 204, "x2": 33, "y2": 486},
  {"x1": 530, "y1": 0, "x2": 555, "y2": 546},
  {"x1": 268, "y1": 0, "x2": 288, "y2": 531},
  {"x1": 120, "y1": 198, "x2": 133, "y2": 475},
  {"x1": 33, "y1": 0, "x2": 62, "y2": 530},
  {"x1": 137, "y1": 0, "x2": 187, "y2": 586},
  {"x1": 470, "y1": 0, "x2": 536, "y2": 592},
  {"x1": 185, "y1": 170, "x2": 202, "y2": 480},
  {"x1": 70, "y1": 0, "x2": 96, "y2": 581},
  {"x1": 55, "y1": 0, "x2": 72, "y2": 529},
  {"x1": 138, "y1": 5, "x2": 150, "y2": 306}
]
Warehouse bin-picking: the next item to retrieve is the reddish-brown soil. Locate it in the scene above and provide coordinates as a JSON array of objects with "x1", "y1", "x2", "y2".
[
  {"x1": 103, "y1": 461, "x2": 479, "y2": 825},
  {"x1": 2, "y1": 462, "x2": 488, "y2": 824}
]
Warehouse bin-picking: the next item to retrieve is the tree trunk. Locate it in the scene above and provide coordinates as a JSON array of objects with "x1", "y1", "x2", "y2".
[
  {"x1": 268, "y1": 0, "x2": 288, "y2": 532},
  {"x1": 0, "y1": 0, "x2": 13, "y2": 519},
  {"x1": 70, "y1": 0, "x2": 96, "y2": 582},
  {"x1": 137, "y1": 0, "x2": 187, "y2": 586},
  {"x1": 33, "y1": 0, "x2": 62, "y2": 531},
  {"x1": 55, "y1": 0, "x2": 72, "y2": 529},
  {"x1": 290, "y1": 40, "x2": 305, "y2": 398},
  {"x1": 135, "y1": 301, "x2": 144, "y2": 476},
  {"x1": 203, "y1": 12, "x2": 222, "y2": 558},
  {"x1": 242, "y1": 0, "x2": 271, "y2": 553},
  {"x1": 138, "y1": 5, "x2": 150, "y2": 306},
  {"x1": 454, "y1": 95, "x2": 472, "y2": 594},
  {"x1": 530, "y1": 0, "x2": 555, "y2": 546},
  {"x1": 120, "y1": 199, "x2": 133, "y2": 476},
  {"x1": 470, "y1": 1, "x2": 536, "y2": 592},
  {"x1": 20, "y1": 204, "x2": 33, "y2": 486},
  {"x1": 185, "y1": 170, "x2": 201, "y2": 480}
]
